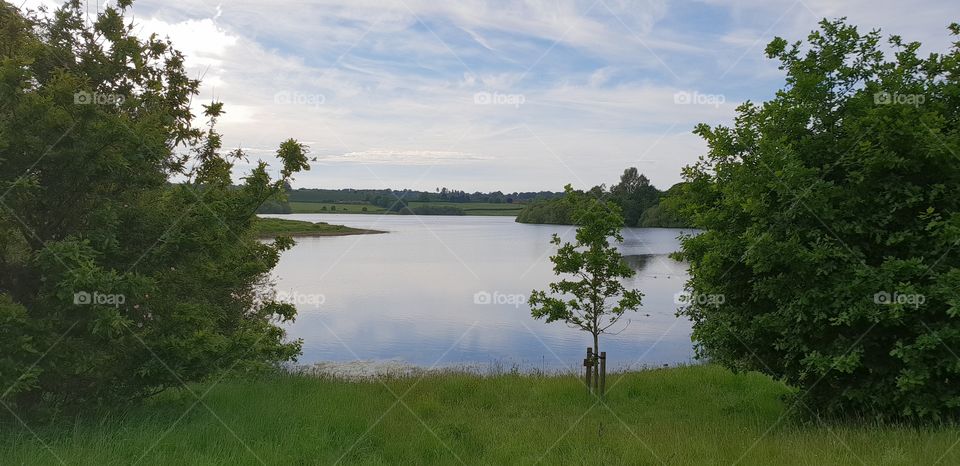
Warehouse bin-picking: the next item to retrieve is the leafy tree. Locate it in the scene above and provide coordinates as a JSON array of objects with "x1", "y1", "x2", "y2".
[
  {"x1": 516, "y1": 171, "x2": 690, "y2": 227},
  {"x1": 639, "y1": 183, "x2": 690, "y2": 227},
  {"x1": 529, "y1": 186, "x2": 643, "y2": 360},
  {"x1": 611, "y1": 168, "x2": 659, "y2": 227},
  {"x1": 675, "y1": 20, "x2": 960, "y2": 420},
  {"x1": 515, "y1": 197, "x2": 575, "y2": 224},
  {"x1": 0, "y1": 1, "x2": 309, "y2": 411},
  {"x1": 256, "y1": 180, "x2": 293, "y2": 213}
]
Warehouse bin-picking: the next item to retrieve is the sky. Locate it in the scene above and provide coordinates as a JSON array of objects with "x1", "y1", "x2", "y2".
[{"x1": 23, "y1": 0, "x2": 960, "y2": 192}]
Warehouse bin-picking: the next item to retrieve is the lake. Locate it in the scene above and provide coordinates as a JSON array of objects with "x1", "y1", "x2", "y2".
[{"x1": 266, "y1": 214, "x2": 697, "y2": 371}]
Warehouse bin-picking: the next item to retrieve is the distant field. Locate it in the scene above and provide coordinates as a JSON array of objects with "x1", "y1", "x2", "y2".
[
  {"x1": 407, "y1": 201, "x2": 524, "y2": 216},
  {"x1": 289, "y1": 202, "x2": 386, "y2": 214},
  {"x1": 289, "y1": 201, "x2": 524, "y2": 216}
]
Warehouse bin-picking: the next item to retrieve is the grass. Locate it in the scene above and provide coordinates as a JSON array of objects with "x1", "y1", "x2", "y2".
[
  {"x1": 288, "y1": 202, "x2": 386, "y2": 214},
  {"x1": 254, "y1": 217, "x2": 385, "y2": 238},
  {"x1": 2, "y1": 365, "x2": 958, "y2": 465},
  {"x1": 288, "y1": 201, "x2": 524, "y2": 216},
  {"x1": 406, "y1": 201, "x2": 525, "y2": 216}
]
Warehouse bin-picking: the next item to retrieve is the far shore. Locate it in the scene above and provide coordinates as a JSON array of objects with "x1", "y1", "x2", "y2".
[{"x1": 255, "y1": 217, "x2": 386, "y2": 239}]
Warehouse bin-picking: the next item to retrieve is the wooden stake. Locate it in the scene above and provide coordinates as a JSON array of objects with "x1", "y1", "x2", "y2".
[
  {"x1": 599, "y1": 352, "x2": 607, "y2": 397},
  {"x1": 585, "y1": 347, "x2": 593, "y2": 394}
]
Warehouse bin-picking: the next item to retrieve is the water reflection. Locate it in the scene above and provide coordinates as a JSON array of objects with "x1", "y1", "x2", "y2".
[{"x1": 267, "y1": 214, "x2": 697, "y2": 370}]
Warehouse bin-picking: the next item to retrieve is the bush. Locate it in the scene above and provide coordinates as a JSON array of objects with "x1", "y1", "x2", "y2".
[
  {"x1": 515, "y1": 199, "x2": 573, "y2": 224},
  {"x1": 675, "y1": 20, "x2": 960, "y2": 421},
  {"x1": 0, "y1": 2, "x2": 308, "y2": 412}
]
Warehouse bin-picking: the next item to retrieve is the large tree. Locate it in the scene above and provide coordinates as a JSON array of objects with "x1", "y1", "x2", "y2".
[
  {"x1": 610, "y1": 167, "x2": 659, "y2": 227},
  {"x1": 675, "y1": 20, "x2": 960, "y2": 420},
  {"x1": 0, "y1": 1, "x2": 309, "y2": 411}
]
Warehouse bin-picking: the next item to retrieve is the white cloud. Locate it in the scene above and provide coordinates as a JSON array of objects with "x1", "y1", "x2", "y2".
[
  {"x1": 18, "y1": 0, "x2": 956, "y2": 191},
  {"x1": 135, "y1": 18, "x2": 237, "y2": 66},
  {"x1": 324, "y1": 150, "x2": 490, "y2": 165}
]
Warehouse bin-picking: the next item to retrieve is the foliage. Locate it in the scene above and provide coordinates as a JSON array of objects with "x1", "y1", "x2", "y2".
[
  {"x1": 0, "y1": 1, "x2": 310, "y2": 412},
  {"x1": 515, "y1": 198, "x2": 575, "y2": 224},
  {"x1": 674, "y1": 19, "x2": 960, "y2": 420},
  {"x1": 286, "y1": 187, "x2": 560, "y2": 205},
  {"x1": 516, "y1": 171, "x2": 690, "y2": 227},
  {"x1": 611, "y1": 167, "x2": 660, "y2": 227},
  {"x1": 528, "y1": 186, "x2": 643, "y2": 356},
  {"x1": 256, "y1": 182, "x2": 293, "y2": 213},
  {"x1": 254, "y1": 218, "x2": 382, "y2": 237},
  {"x1": 639, "y1": 183, "x2": 690, "y2": 227}
]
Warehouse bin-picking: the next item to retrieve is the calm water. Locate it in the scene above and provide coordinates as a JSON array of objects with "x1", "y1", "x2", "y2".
[{"x1": 266, "y1": 214, "x2": 697, "y2": 371}]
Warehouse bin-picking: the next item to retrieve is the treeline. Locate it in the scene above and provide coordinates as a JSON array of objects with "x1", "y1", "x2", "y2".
[
  {"x1": 257, "y1": 186, "x2": 564, "y2": 214},
  {"x1": 291, "y1": 187, "x2": 561, "y2": 204},
  {"x1": 515, "y1": 168, "x2": 689, "y2": 227}
]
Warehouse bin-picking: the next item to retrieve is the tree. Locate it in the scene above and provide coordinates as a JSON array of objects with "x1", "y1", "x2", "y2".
[
  {"x1": 528, "y1": 186, "x2": 643, "y2": 363},
  {"x1": 675, "y1": 20, "x2": 960, "y2": 420},
  {"x1": 611, "y1": 168, "x2": 659, "y2": 227},
  {"x1": 0, "y1": 1, "x2": 309, "y2": 411},
  {"x1": 639, "y1": 183, "x2": 690, "y2": 227}
]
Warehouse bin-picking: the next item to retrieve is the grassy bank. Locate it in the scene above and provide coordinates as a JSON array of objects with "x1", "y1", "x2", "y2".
[
  {"x1": 254, "y1": 217, "x2": 385, "y2": 238},
  {"x1": 2, "y1": 365, "x2": 957, "y2": 465}
]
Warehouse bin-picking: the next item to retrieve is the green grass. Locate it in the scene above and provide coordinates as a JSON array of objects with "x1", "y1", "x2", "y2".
[
  {"x1": 254, "y1": 217, "x2": 385, "y2": 237},
  {"x1": 2, "y1": 365, "x2": 958, "y2": 465},
  {"x1": 288, "y1": 201, "x2": 524, "y2": 216},
  {"x1": 406, "y1": 201, "x2": 525, "y2": 216},
  {"x1": 288, "y1": 202, "x2": 386, "y2": 214}
]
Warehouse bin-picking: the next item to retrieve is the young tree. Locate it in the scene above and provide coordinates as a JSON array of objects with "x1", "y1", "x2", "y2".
[
  {"x1": 675, "y1": 20, "x2": 960, "y2": 420},
  {"x1": 529, "y1": 186, "x2": 643, "y2": 362}
]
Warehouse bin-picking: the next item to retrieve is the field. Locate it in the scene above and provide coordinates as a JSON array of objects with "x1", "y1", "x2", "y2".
[
  {"x1": 289, "y1": 201, "x2": 523, "y2": 216},
  {"x1": 288, "y1": 202, "x2": 386, "y2": 214},
  {"x1": 254, "y1": 217, "x2": 385, "y2": 237},
  {"x1": 3, "y1": 365, "x2": 957, "y2": 465},
  {"x1": 407, "y1": 201, "x2": 525, "y2": 216}
]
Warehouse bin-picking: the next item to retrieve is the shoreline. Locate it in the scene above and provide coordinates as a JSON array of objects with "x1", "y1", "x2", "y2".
[
  {"x1": 256, "y1": 228, "x2": 387, "y2": 239},
  {"x1": 254, "y1": 217, "x2": 387, "y2": 238}
]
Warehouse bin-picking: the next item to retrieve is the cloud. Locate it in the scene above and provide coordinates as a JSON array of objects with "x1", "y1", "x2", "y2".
[
  {"x1": 17, "y1": 0, "x2": 958, "y2": 191},
  {"x1": 321, "y1": 150, "x2": 491, "y2": 165}
]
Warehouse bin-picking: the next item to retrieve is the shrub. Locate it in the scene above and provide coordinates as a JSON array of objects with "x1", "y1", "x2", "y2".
[
  {"x1": 675, "y1": 20, "x2": 960, "y2": 421},
  {"x1": 0, "y1": 2, "x2": 308, "y2": 412}
]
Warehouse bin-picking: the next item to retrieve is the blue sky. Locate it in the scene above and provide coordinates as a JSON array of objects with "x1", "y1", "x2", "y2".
[{"x1": 28, "y1": 0, "x2": 959, "y2": 191}]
